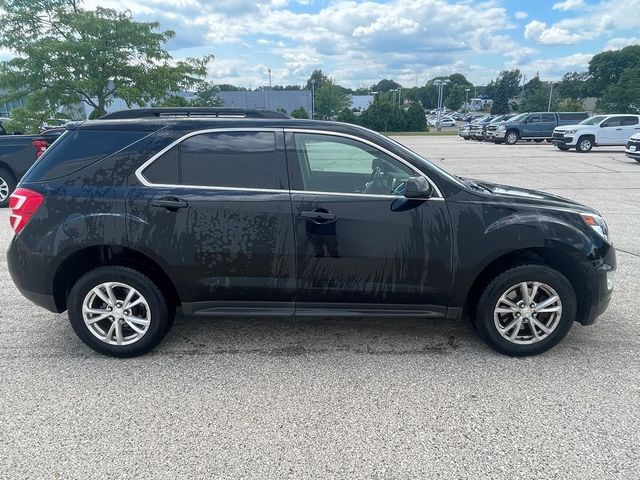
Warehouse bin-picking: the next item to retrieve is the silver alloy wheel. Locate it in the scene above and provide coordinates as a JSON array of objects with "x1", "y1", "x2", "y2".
[
  {"x1": 82, "y1": 282, "x2": 151, "y2": 346},
  {"x1": 506, "y1": 132, "x2": 517, "y2": 144},
  {"x1": 0, "y1": 177, "x2": 8, "y2": 202},
  {"x1": 579, "y1": 138, "x2": 592, "y2": 151},
  {"x1": 493, "y1": 281, "x2": 563, "y2": 345}
]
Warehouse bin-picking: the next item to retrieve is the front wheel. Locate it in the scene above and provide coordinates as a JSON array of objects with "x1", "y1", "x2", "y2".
[
  {"x1": 576, "y1": 136, "x2": 594, "y2": 153},
  {"x1": 505, "y1": 130, "x2": 519, "y2": 145},
  {"x1": 556, "y1": 145, "x2": 570, "y2": 151},
  {"x1": 0, "y1": 167, "x2": 17, "y2": 208},
  {"x1": 68, "y1": 266, "x2": 172, "y2": 357},
  {"x1": 473, "y1": 264, "x2": 576, "y2": 356}
]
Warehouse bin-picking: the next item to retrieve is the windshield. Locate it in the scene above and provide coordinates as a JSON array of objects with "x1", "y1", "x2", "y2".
[
  {"x1": 505, "y1": 113, "x2": 527, "y2": 123},
  {"x1": 580, "y1": 115, "x2": 607, "y2": 125}
]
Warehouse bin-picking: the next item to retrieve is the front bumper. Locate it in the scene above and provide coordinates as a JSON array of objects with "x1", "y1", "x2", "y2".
[
  {"x1": 625, "y1": 141, "x2": 640, "y2": 160},
  {"x1": 552, "y1": 136, "x2": 576, "y2": 147},
  {"x1": 580, "y1": 248, "x2": 616, "y2": 326},
  {"x1": 494, "y1": 130, "x2": 506, "y2": 139}
]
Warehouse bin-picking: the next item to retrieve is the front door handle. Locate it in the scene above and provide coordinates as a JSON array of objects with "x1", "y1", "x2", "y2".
[
  {"x1": 151, "y1": 197, "x2": 188, "y2": 210},
  {"x1": 301, "y1": 209, "x2": 337, "y2": 223}
]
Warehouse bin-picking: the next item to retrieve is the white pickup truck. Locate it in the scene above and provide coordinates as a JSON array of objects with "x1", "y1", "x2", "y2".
[{"x1": 552, "y1": 114, "x2": 640, "y2": 152}]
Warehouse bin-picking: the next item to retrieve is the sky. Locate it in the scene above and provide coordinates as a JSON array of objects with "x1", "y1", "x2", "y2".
[{"x1": 18, "y1": 0, "x2": 640, "y2": 88}]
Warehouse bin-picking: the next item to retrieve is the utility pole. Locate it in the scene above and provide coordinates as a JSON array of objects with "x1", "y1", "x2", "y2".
[
  {"x1": 433, "y1": 79, "x2": 449, "y2": 131},
  {"x1": 548, "y1": 82, "x2": 554, "y2": 112},
  {"x1": 464, "y1": 88, "x2": 470, "y2": 113}
]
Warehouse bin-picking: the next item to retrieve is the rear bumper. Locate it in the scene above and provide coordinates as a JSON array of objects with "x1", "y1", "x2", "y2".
[{"x1": 7, "y1": 236, "x2": 62, "y2": 313}]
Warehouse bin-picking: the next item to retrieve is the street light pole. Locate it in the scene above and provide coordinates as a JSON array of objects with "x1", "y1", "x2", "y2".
[
  {"x1": 268, "y1": 68, "x2": 272, "y2": 110},
  {"x1": 311, "y1": 79, "x2": 316, "y2": 119},
  {"x1": 464, "y1": 88, "x2": 470, "y2": 113},
  {"x1": 548, "y1": 82, "x2": 554, "y2": 112}
]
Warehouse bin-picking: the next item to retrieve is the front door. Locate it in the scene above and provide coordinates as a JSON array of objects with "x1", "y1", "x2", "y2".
[
  {"x1": 285, "y1": 131, "x2": 452, "y2": 316},
  {"x1": 538, "y1": 113, "x2": 557, "y2": 138},
  {"x1": 127, "y1": 129, "x2": 296, "y2": 315},
  {"x1": 599, "y1": 116, "x2": 630, "y2": 145}
]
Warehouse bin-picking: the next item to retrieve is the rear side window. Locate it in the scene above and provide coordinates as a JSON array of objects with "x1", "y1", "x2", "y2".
[
  {"x1": 541, "y1": 113, "x2": 555, "y2": 122},
  {"x1": 621, "y1": 116, "x2": 639, "y2": 126},
  {"x1": 142, "y1": 131, "x2": 282, "y2": 190},
  {"x1": 24, "y1": 129, "x2": 148, "y2": 181},
  {"x1": 558, "y1": 112, "x2": 588, "y2": 121}
]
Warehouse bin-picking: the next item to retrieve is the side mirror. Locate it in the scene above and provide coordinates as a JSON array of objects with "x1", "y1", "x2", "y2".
[
  {"x1": 404, "y1": 176, "x2": 434, "y2": 199},
  {"x1": 601, "y1": 123, "x2": 609, "y2": 128}
]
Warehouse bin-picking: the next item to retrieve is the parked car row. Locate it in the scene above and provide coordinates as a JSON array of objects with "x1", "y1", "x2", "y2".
[{"x1": 458, "y1": 111, "x2": 640, "y2": 158}]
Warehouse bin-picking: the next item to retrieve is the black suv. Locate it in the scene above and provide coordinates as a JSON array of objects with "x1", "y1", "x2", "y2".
[{"x1": 7, "y1": 108, "x2": 616, "y2": 357}]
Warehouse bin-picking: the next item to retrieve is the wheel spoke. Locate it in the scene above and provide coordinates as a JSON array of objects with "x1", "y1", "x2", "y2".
[
  {"x1": 115, "y1": 321, "x2": 124, "y2": 345},
  {"x1": 534, "y1": 295, "x2": 559, "y2": 311},
  {"x1": 531, "y1": 317, "x2": 552, "y2": 335},
  {"x1": 536, "y1": 306, "x2": 561, "y2": 313},
  {"x1": 509, "y1": 319, "x2": 523, "y2": 340},
  {"x1": 105, "y1": 321, "x2": 117, "y2": 343},
  {"x1": 520, "y1": 282, "x2": 530, "y2": 305},
  {"x1": 530, "y1": 321, "x2": 540, "y2": 341},
  {"x1": 495, "y1": 307, "x2": 518, "y2": 314},
  {"x1": 124, "y1": 319, "x2": 146, "y2": 334},
  {"x1": 124, "y1": 315, "x2": 150, "y2": 326},
  {"x1": 529, "y1": 283, "x2": 540, "y2": 303},
  {"x1": 85, "y1": 308, "x2": 111, "y2": 324},
  {"x1": 105, "y1": 283, "x2": 117, "y2": 306},
  {"x1": 92, "y1": 287, "x2": 112, "y2": 306},
  {"x1": 501, "y1": 298, "x2": 519, "y2": 309},
  {"x1": 499, "y1": 317, "x2": 521, "y2": 333},
  {"x1": 125, "y1": 297, "x2": 144, "y2": 309},
  {"x1": 122, "y1": 288, "x2": 136, "y2": 309}
]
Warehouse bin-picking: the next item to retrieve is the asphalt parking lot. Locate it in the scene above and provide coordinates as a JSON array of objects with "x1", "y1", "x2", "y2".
[{"x1": 1, "y1": 137, "x2": 639, "y2": 479}]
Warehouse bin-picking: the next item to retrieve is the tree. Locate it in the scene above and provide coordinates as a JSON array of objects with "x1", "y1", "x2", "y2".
[
  {"x1": 314, "y1": 79, "x2": 351, "y2": 119},
  {"x1": 557, "y1": 71, "x2": 588, "y2": 100},
  {"x1": 192, "y1": 81, "x2": 222, "y2": 107},
  {"x1": 520, "y1": 77, "x2": 553, "y2": 112},
  {"x1": 586, "y1": 45, "x2": 640, "y2": 97},
  {"x1": 371, "y1": 79, "x2": 401, "y2": 93},
  {"x1": 598, "y1": 66, "x2": 640, "y2": 113},
  {"x1": 0, "y1": 0, "x2": 212, "y2": 120},
  {"x1": 305, "y1": 69, "x2": 329, "y2": 90},
  {"x1": 291, "y1": 107, "x2": 309, "y2": 119},
  {"x1": 336, "y1": 108, "x2": 358, "y2": 124},
  {"x1": 154, "y1": 94, "x2": 191, "y2": 108},
  {"x1": 404, "y1": 103, "x2": 427, "y2": 131},
  {"x1": 556, "y1": 98, "x2": 584, "y2": 112}
]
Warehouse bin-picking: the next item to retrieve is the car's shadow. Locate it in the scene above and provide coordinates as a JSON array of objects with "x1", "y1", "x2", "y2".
[{"x1": 157, "y1": 314, "x2": 482, "y2": 357}]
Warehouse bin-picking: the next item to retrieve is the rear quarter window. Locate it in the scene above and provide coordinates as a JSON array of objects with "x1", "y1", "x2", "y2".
[
  {"x1": 558, "y1": 112, "x2": 589, "y2": 121},
  {"x1": 23, "y1": 129, "x2": 150, "y2": 182}
]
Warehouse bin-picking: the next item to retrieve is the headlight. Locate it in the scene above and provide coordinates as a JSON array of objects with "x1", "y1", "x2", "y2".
[
  {"x1": 497, "y1": 125, "x2": 505, "y2": 131},
  {"x1": 581, "y1": 213, "x2": 611, "y2": 243},
  {"x1": 565, "y1": 129, "x2": 577, "y2": 135}
]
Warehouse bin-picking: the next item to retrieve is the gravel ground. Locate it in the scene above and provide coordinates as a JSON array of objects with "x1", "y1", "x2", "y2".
[{"x1": 1, "y1": 137, "x2": 639, "y2": 479}]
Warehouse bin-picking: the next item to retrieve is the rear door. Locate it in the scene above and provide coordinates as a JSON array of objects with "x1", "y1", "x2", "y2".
[
  {"x1": 620, "y1": 116, "x2": 640, "y2": 143},
  {"x1": 127, "y1": 128, "x2": 296, "y2": 315},
  {"x1": 538, "y1": 113, "x2": 557, "y2": 138},
  {"x1": 599, "y1": 117, "x2": 626, "y2": 144},
  {"x1": 285, "y1": 130, "x2": 452, "y2": 316}
]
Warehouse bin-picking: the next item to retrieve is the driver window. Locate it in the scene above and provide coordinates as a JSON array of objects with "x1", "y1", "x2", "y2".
[{"x1": 292, "y1": 133, "x2": 415, "y2": 195}]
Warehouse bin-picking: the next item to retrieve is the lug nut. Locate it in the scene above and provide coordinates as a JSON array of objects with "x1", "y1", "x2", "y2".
[
  {"x1": 530, "y1": 303, "x2": 535, "y2": 308},
  {"x1": 109, "y1": 316, "x2": 114, "y2": 321},
  {"x1": 515, "y1": 312, "x2": 521, "y2": 317}
]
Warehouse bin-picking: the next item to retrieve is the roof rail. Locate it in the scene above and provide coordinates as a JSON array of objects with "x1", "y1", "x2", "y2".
[{"x1": 100, "y1": 107, "x2": 290, "y2": 120}]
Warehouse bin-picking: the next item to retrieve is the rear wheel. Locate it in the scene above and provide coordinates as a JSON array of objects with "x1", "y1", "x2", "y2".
[
  {"x1": 0, "y1": 167, "x2": 16, "y2": 208},
  {"x1": 556, "y1": 145, "x2": 570, "y2": 151},
  {"x1": 576, "y1": 136, "x2": 594, "y2": 153},
  {"x1": 505, "y1": 130, "x2": 519, "y2": 145},
  {"x1": 68, "y1": 266, "x2": 172, "y2": 357},
  {"x1": 473, "y1": 264, "x2": 576, "y2": 356},
  {"x1": 534, "y1": 139, "x2": 544, "y2": 143}
]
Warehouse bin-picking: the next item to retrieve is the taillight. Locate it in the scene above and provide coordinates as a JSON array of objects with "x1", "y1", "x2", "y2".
[
  {"x1": 9, "y1": 188, "x2": 44, "y2": 234},
  {"x1": 32, "y1": 139, "x2": 48, "y2": 159}
]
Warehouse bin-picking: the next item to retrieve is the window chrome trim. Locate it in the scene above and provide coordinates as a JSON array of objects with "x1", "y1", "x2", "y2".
[{"x1": 135, "y1": 127, "x2": 444, "y2": 200}]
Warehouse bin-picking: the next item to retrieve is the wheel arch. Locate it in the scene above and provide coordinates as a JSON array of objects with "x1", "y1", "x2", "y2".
[
  {"x1": 52, "y1": 245, "x2": 180, "y2": 313},
  {"x1": 463, "y1": 246, "x2": 592, "y2": 325}
]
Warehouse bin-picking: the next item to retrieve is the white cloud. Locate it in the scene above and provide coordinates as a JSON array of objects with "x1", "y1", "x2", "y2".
[
  {"x1": 524, "y1": 20, "x2": 586, "y2": 45},
  {"x1": 552, "y1": 0, "x2": 586, "y2": 10},
  {"x1": 521, "y1": 53, "x2": 594, "y2": 80},
  {"x1": 514, "y1": 11, "x2": 528, "y2": 19},
  {"x1": 605, "y1": 37, "x2": 640, "y2": 50}
]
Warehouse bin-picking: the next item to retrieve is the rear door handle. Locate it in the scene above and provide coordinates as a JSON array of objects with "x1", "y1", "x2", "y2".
[
  {"x1": 301, "y1": 209, "x2": 337, "y2": 223},
  {"x1": 151, "y1": 197, "x2": 188, "y2": 210}
]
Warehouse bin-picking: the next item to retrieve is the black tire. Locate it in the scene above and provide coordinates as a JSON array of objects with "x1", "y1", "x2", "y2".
[
  {"x1": 0, "y1": 167, "x2": 17, "y2": 208},
  {"x1": 473, "y1": 264, "x2": 576, "y2": 356},
  {"x1": 493, "y1": 140, "x2": 503, "y2": 144},
  {"x1": 534, "y1": 139, "x2": 544, "y2": 143},
  {"x1": 556, "y1": 145, "x2": 570, "y2": 151},
  {"x1": 463, "y1": 137, "x2": 470, "y2": 140},
  {"x1": 576, "y1": 135, "x2": 594, "y2": 153},
  {"x1": 505, "y1": 130, "x2": 519, "y2": 145},
  {"x1": 68, "y1": 266, "x2": 172, "y2": 357}
]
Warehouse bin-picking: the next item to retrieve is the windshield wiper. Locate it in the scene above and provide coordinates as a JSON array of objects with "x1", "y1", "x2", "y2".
[{"x1": 458, "y1": 176, "x2": 492, "y2": 193}]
